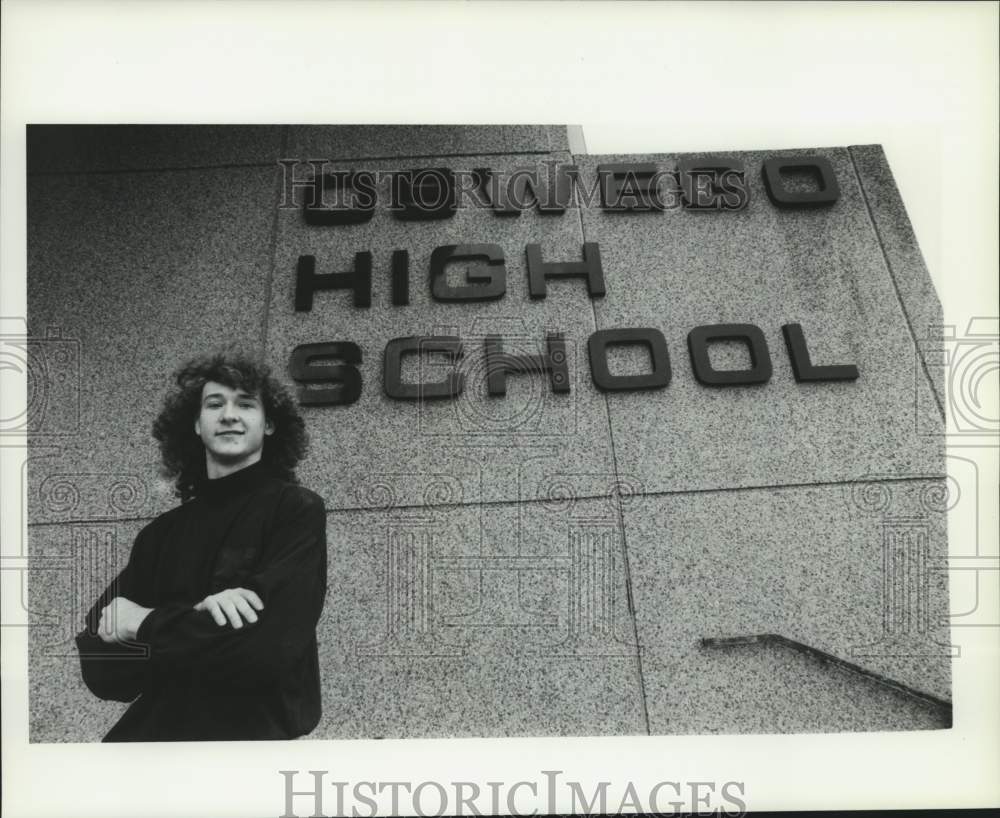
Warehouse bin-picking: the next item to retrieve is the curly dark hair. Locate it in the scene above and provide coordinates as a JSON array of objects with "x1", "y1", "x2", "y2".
[{"x1": 153, "y1": 352, "x2": 307, "y2": 501}]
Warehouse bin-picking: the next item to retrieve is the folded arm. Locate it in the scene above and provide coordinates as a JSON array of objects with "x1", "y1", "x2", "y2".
[
  {"x1": 134, "y1": 489, "x2": 327, "y2": 687},
  {"x1": 75, "y1": 527, "x2": 158, "y2": 702},
  {"x1": 76, "y1": 488, "x2": 328, "y2": 700}
]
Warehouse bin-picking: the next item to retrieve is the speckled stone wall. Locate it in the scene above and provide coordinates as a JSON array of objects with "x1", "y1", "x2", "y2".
[{"x1": 26, "y1": 126, "x2": 950, "y2": 742}]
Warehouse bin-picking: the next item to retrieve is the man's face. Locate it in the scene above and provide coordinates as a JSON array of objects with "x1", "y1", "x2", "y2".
[{"x1": 194, "y1": 381, "x2": 274, "y2": 475}]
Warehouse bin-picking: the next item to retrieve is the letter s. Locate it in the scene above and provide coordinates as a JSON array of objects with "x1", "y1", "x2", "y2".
[
  {"x1": 289, "y1": 341, "x2": 362, "y2": 406},
  {"x1": 721, "y1": 781, "x2": 747, "y2": 816}
]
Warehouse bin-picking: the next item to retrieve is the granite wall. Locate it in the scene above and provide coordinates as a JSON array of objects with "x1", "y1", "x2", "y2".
[{"x1": 25, "y1": 125, "x2": 951, "y2": 741}]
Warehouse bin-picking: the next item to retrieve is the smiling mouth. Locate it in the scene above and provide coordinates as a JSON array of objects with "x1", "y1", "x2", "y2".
[{"x1": 216, "y1": 431, "x2": 244, "y2": 437}]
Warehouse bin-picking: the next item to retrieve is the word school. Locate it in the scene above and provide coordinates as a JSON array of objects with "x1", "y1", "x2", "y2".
[{"x1": 288, "y1": 322, "x2": 859, "y2": 407}]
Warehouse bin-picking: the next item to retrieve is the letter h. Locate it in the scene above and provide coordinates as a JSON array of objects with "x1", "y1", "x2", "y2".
[
  {"x1": 295, "y1": 253, "x2": 372, "y2": 310},
  {"x1": 484, "y1": 334, "x2": 570, "y2": 396},
  {"x1": 278, "y1": 770, "x2": 326, "y2": 818},
  {"x1": 525, "y1": 243, "x2": 605, "y2": 300}
]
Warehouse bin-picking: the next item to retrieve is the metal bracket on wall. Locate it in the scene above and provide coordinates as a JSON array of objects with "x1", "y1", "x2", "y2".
[{"x1": 700, "y1": 633, "x2": 953, "y2": 721}]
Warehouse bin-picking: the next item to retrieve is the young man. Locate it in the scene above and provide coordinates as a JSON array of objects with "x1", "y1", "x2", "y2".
[{"x1": 75, "y1": 353, "x2": 327, "y2": 742}]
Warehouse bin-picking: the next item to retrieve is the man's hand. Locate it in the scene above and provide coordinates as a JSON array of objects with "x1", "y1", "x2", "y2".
[
  {"x1": 98, "y1": 597, "x2": 153, "y2": 643},
  {"x1": 193, "y1": 588, "x2": 264, "y2": 629}
]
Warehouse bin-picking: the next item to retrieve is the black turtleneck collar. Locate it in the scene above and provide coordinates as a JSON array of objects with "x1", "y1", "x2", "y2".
[{"x1": 195, "y1": 459, "x2": 276, "y2": 503}]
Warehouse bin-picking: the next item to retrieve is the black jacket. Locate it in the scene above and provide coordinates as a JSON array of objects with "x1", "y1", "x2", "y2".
[{"x1": 75, "y1": 461, "x2": 328, "y2": 741}]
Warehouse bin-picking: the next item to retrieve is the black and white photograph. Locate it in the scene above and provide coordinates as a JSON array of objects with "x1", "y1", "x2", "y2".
[
  {"x1": 24, "y1": 123, "x2": 956, "y2": 745},
  {"x1": 2, "y1": 2, "x2": 998, "y2": 816}
]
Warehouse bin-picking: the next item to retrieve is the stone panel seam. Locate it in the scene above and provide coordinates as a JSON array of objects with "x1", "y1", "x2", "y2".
[
  {"x1": 23, "y1": 474, "x2": 949, "y2": 528},
  {"x1": 25, "y1": 150, "x2": 563, "y2": 177},
  {"x1": 260, "y1": 126, "x2": 289, "y2": 353},
  {"x1": 26, "y1": 161, "x2": 285, "y2": 177},
  {"x1": 847, "y1": 146, "x2": 946, "y2": 421},
  {"x1": 626, "y1": 473, "x2": 947, "y2": 498},
  {"x1": 284, "y1": 150, "x2": 560, "y2": 163},
  {"x1": 27, "y1": 517, "x2": 161, "y2": 529},
  {"x1": 575, "y1": 177, "x2": 652, "y2": 735}
]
